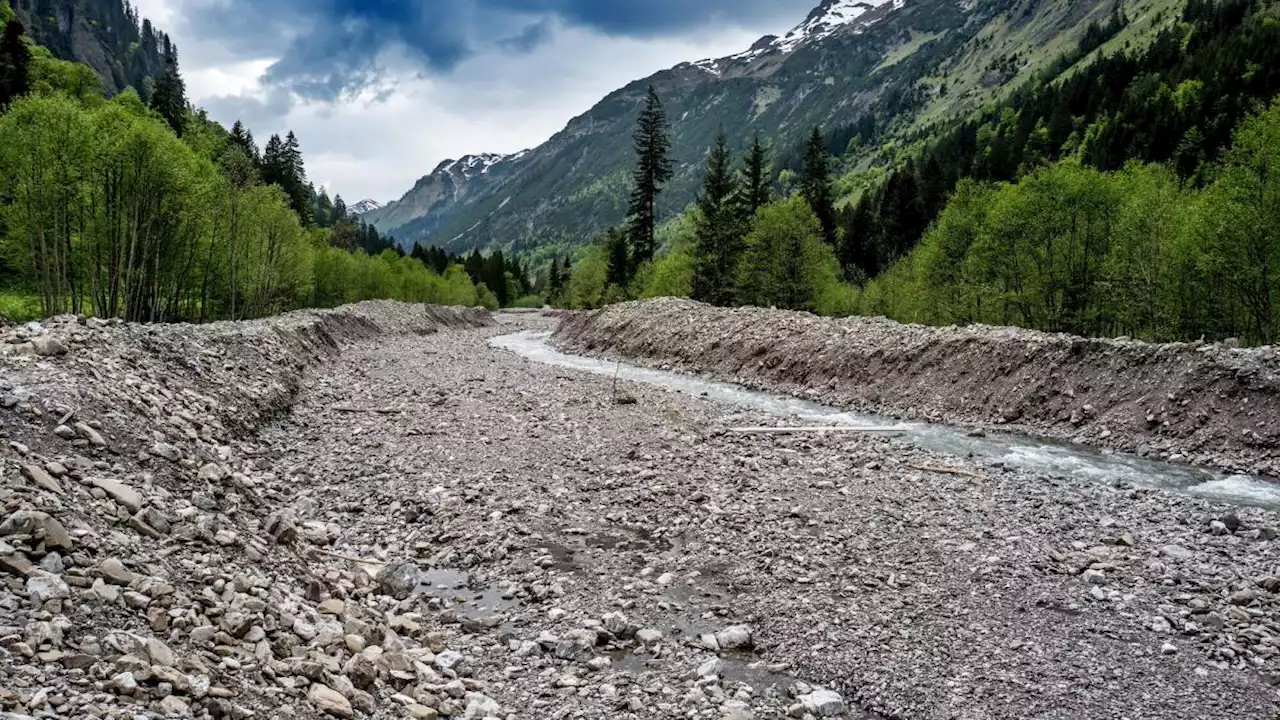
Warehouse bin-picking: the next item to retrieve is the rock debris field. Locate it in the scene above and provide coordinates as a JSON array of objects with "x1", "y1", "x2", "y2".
[{"x1": 1, "y1": 300, "x2": 1279, "y2": 720}]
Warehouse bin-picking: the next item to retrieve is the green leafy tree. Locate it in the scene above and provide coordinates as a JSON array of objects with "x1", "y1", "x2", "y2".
[
  {"x1": 736, "y1": 196, "x2": 840, "y2": 312},
  {"x1": 627, "y1": 85, "x2": 673, "y2": 272},
  {"x1": 691, "y1": 131, "x2": 743, "y2": 306}
]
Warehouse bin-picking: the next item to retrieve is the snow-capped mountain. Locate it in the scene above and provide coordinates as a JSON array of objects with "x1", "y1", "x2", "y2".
[
  {"x1": 349, "y1": 199, "x2": 382, "y2": 216},
  {"x1": 686, "y1": 0, "x2": 900, "y2": 76},
  {"x1": 433, "y1": 151, "x2": 531, "y2": 181},
  {"x1": 360, "y1": 150, "x2": 532, "y2": 245},
  {"x1": 366, "y1": 0, "x2": 1122, "y2": 253}
]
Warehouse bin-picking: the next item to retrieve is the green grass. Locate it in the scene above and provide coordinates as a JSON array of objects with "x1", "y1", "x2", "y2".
[{"x1": 874, "y1": 30, "x2": 948, "y2": 73}]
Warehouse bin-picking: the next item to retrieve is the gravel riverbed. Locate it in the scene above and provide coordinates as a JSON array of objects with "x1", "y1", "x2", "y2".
[{"x1": 2, "y1": 306, "x2": 1279, "y2": 720}]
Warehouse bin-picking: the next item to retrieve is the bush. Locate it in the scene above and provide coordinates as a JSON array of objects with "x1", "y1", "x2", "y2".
[{"x1": 512, "y1": 294, "x2": 546, "y2": 308}]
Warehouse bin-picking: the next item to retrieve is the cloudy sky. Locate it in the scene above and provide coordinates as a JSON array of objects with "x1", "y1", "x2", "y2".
[{"x1": 130, "y1": 0, "x2": 818, "y2": 204}]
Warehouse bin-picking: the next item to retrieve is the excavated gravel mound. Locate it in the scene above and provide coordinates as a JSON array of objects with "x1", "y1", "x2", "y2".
[
  {"x1": 0, "y1": 301, "x2": 490, "y2": 719},
  {"x1": 553, "y1": 298, "x2": 1280, "y2": 476}
]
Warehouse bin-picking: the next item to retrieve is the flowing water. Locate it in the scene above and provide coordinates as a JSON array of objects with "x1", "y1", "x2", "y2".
[{"x1": 491, "y1": 330, "x2": 1280, "y2": 511}]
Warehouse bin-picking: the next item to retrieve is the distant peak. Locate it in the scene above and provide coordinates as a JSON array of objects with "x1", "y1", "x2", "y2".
[
  {"x1": 692, "y1": 0, "x2": 900, "y2": 73},
  {"x1": 349, "y1": 199, "x2": 382, "y2": 215}
]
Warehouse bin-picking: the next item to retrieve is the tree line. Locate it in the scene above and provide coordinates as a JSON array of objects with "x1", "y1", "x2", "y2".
[
  {"x1": 0, "y1": 7, "x2": 521, "y2": 321},
  {"x1": 552, "y1": 86, "x2": 847, "y2": 314},
  {"x1": 555, "y1": 0, "x2": 1280, "y2": 345},
  {"x1": 836, "y1": 0, "x2": 1280, "y2": 282}
]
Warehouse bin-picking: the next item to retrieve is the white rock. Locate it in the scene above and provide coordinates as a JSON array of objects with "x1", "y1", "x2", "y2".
[{"x1": 800, "y1": 689, "x2": 846, "y2": 717}]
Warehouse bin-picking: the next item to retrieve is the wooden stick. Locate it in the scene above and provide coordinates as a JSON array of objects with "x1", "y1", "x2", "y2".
[
  {"x1": 906, "y1": 464, "x2": 985, "y2": 480},
  {"x1": 311, "y1": 548, "x2": 389, "y2": 565},
  {"x1": 331, "y1": 406, "x2": 404, "y2": 415},
  {"x1": 732, "y1": 425, "x2": 911, "y2": 430}
]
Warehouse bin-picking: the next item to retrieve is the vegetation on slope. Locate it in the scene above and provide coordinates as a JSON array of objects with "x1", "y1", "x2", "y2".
[
  {"x1": 0, "y1": 0, "x2": 521, "y2": 322},
  {"x1": 553, "y1": 0, "x2": 1280, "y2": 346}
]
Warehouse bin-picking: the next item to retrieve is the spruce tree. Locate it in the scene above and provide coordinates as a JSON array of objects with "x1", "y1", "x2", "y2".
[
  {"x1": 801, "y1": 127, "x2": 838, "y2": 247},
  {"x1": 605, "y1": 228, "x2": 631, "y2": 289},
  {"x1": 736, "y1": 133, "x2": 772, "y2": 220},
  {"x1": 261, "y1": 134, "x2": 285, "y2": 187},
  {"x1": 0, "y1": 19, "x2": 32, "y2": 110},
  {"x1": 150, "y1": 45, "x2": 187, "y2": 136},
  {"x1": 627, "y1": 86, "x2": 673, "y2": 272},
  {"x1": 228, "y1": 120, "x2": 260, "y2": 164},
  {"x1": 547, "y1": 260, "x2": 564, "y2": 300},
  {"x1": 691, "y1": 131, "x2": 742, "y2": 306}
]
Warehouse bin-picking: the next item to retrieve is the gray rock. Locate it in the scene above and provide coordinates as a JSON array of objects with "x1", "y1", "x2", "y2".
[
  {"x1": 635, "y1": 628, "x2": 664, "y2": 645},
  {"x1": 714, "y1": 625, "x2": 753, "y2": 650},
  {"x1": 800, "y1": 689, "x2": 846, "y2": 717},
  {"x1": 463, "y1": 692, "x2": 501, "y2": 718},
  {"x1": 307, "y1": 683, "x2": 353, "y2": 718},
  {"x1": 20, "y1": 464, "x2": 62, "y2": 494},
  {"x1": 32, "y1": 336, "x2": 68, "y2": 356},
  {"x1": 88, "y1": 477, "x2": 143, "y2": 513},
  {"x1": 435, "y1": 650, "x2": 465, "y2": 671},
  {"x1": 100, "y1": 558, "x2": 136, "y2": 586},
  {"x1": 554, "y1": 629, "x2": 599, "y2": 662},
  {"x1": 0, "y1": 510, "x2": 73, "y2": 551},
  {"x1": 26, "y1": 572, "x2": 70, "y2": 605},
  {"x1": 376, "y1": 562, "x2": 421, "y2": 600},
  {"x1": 74, "y1": 422, "x2": 106, "y2": 446}
]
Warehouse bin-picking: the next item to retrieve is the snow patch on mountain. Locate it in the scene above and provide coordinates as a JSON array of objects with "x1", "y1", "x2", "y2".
[
  {"x1": 431, "y1": 150, "x2": 532, "y2": 181},
  {"x1": 349, "y1": 199, "x2": 382, "y2": 215},
  {"x1": 689, "y1": 0, "x2": 900, "y2": 75}
]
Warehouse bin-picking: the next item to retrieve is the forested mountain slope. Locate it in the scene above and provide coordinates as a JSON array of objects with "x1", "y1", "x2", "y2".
[
  {"x1": 9, "y1": 0, "x2": 166, "y2": 95},
  {"x1": 367, "y1": 0, "x2": 1176, "y2": 254}
]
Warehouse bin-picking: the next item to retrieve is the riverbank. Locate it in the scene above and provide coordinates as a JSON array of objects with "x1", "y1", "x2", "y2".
[
  {"x1": 553, "y1": 298, "x2": 1280, "y2": 477},
  {"x1": 2, "y1": 305, "x2": 1278, "y2": 719}
]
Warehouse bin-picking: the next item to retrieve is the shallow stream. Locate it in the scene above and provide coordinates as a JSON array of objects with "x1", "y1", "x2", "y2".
[{"x1": 491, "y1": 330, "x2": 1280, "y2": 511}]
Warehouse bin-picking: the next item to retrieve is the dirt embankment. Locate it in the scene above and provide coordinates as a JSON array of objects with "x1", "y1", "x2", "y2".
[
  {"x1": 0, "y1": 302, "x2": 490, "y2": 719},
  {"x1": 553, "y1": 298, "x2": 1280, "y2": 475}
]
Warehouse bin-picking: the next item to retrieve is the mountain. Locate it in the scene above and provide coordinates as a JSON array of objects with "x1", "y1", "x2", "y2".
[
  {"x1": 362, "y1": 151, "x2": 530, "y2": 245},
  {"x1": 348, "y1": 199, "x2": 383, "y2": 216},
  {"x1": 370, "y1": 0, "x2": 1170, "y2": 254},
  {"x1": 9, "y1": 0, "x2": 169, "y2": 96}
]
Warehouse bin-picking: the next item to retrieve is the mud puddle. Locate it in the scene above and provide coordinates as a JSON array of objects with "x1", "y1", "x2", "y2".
[{"x1": 416, "y1": 568, "x2": 518, "y2": 628}]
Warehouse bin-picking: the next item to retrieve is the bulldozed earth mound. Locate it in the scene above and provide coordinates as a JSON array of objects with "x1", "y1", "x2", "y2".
[
  {"x1": 0, "y1": 302, "x2": 491, "y2": 719},
  {"x1": 553, "y1": 298, "x2": 1280, "y2": 476}
]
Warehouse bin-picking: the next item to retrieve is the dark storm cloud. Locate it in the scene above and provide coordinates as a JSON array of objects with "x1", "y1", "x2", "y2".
[{"x1": 171, "y1": 0, "x2": 811, "y2": 100}]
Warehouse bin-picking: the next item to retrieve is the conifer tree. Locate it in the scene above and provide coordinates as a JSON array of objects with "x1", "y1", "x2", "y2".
[
  {"x1": 801, "y1": 126, "x2": 838, "y2": 247},
  {"x1": 691, "y1": 131, "x2": 743, "y2": 306},
  {"x1": 605, "y1": 228, "x2": 631, "y2": 289},
  {"x1": 627, "y1": 86, "x2": 673, "y2": 273},
  {"x1": 547, "y1": 260, "x2": 564, "y2": 300},
  {"x1": 736, "y1": 133, "x2": 772, "y2": 220},
  {"x1": 150, "y1": 45, "x2": 187, "y2": 135},
  {"x1": 0, "y1": 19, "x2": 32, "y2": 110},
  {"x1": 228, "y1": 120, "x2": 260, "y2": 164}
]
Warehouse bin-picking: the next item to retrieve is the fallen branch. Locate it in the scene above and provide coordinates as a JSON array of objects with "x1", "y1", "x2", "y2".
[
  {"x1": 729, "y1": 426, "x2": 905, "y2": 434},
  {"x1": 310, "y1": 548, "x2": 389, "y2": 565},
  {"x1": 330, "y1": 406, "x2": 404, "y2": 415},
  {"x1": 906, "y1": 464, "x2": 985, "y2": 480}
]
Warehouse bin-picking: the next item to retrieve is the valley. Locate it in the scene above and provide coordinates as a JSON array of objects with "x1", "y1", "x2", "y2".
[{"x1": 2, "y1": 302, "x2": 1279, "y2": 719}]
